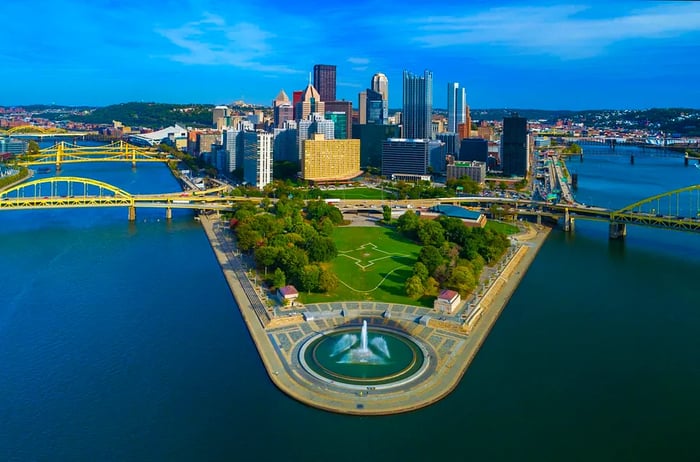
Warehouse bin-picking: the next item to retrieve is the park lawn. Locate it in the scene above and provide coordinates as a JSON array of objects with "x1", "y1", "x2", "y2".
[
  {"x1": 322, "y1": 187, "x2": 395, "y2": 200},
  {"x1": 300, "y1": 226, "x2": 432, "y2": 307},
  {"x1": 485, "y1": 220, "x2": 519, "y2": 235}
]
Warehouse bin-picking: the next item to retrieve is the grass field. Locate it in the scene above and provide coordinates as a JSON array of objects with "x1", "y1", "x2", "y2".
[
  {"x1": 321, "y1": 187, "x2": 395, "y2": 200},
  {"x1": 485, "y1": 220, "x2": 519, "y2": 235},
  {"x1": 300, "y1": 226, "x2": 433, "y2": 307}
]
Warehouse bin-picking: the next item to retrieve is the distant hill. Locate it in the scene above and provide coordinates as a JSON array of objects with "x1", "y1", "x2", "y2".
[{"x1": 69, "y1": 102, "x2": 215, "y2": 128}]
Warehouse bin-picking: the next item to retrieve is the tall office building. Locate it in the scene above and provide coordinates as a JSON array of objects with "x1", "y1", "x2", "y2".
[
  {"x1": 352, "y1": 123, "x2": 401, "y2": 168},
  {"x1": 402, "y1": 70, "x2": 433, "y2": 139},
  {"x1": 324, "y1": 100, "x2": 352, "y2": 138},
  {"x1": 273, "y1": 120, "x2": 298, "y2": 163},
  {"x1": 296, "y1": 84, "x2": 325, "y2": 121},
  {"x1": 325, "y1": 112, "x2": 348, "y2": 139},
  {"x1": 436, "y1": 132, "x2": 459, "y2": 156},
  {"x1": 243, "y1": 131, "x2": 273, "y2": 189},
  {"x1": 274, "y1": 103, "x2": 294, "y2": 128},
  {"x1": 222, "y1": 128, "x2": 241, "y2": 172},
  {"x1": 313, "y1": 64, "x2": 336, "y2": 102},
  {"x1": 366, "y1": 89, "x2": 385, "y2": 125},
  {"x1": 371, "y1": 73, "x2": 389, "y2": 121},
  {"x1": 292, "y1": 90, "x2": 303, "y2": 120},
  {"x1": 501, "y1": 114, "x2": 528, "y2": 177},
  {"x1": 447, "y1": 82, "x2": 466, "y2": 133},
  {"x1": 358, "y1": 90, "x2": 367, "y2": 124},
  {"x1": 381, "y1": 138, "x2": 431, "y2": 177},
  {"x1": 212, "y1": 105, "x2": 229, "y2": 128},
  {"x1": 459, "y1": 138, "x2": 488, "y2": 163}
]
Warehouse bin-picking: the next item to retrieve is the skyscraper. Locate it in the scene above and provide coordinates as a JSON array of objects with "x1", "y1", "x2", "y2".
[
  {"x1": 501, "y1": 114, "x2": 528, "y2": 177},
  {"x1": 324, "y1": 100, "x2": 352, "y2": 138},
  {"x1": 402, "y1": 70, "x2": 433, "y2": 139},
  {"x1": 447, "y1": 82, "x2": 466, "y2": 133},
  {"x1": 296, "y1": 84, "x2": 325, "y2": 121},
  {"x1": 313, "y1": 64, "x2": 336, "y2": 102},
  {"x1": 366, "y1": 89, "x2": 385, "y2": 125},
  {"x1": 243, "y1": 131, "x2": 273, "y2": 189},
  {"x1": 371, "y1": 73, "x2": 389, "y2": 121}
]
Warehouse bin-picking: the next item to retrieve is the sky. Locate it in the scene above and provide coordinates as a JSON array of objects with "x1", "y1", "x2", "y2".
[{"x1": 2, "y1": 0, "x2": 699, "y2": 110}]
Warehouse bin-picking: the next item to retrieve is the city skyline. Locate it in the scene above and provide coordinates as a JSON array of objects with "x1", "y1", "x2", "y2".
[{"x1": 2, "y1": 0, "x2": 700, "y2": 110}]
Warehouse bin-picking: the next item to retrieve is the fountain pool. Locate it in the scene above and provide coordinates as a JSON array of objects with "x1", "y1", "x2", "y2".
[{"x1": 298, "y1": 320, "x2": 430, "y2": 390}]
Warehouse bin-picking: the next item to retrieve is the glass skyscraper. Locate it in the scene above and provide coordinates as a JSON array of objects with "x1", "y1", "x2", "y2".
[
  {"x1": 402, "y1": 70, "x2": 433, "y2": 140},
  {"x1": 447, "y1": 82, "x2": 466, "y2": 133}
]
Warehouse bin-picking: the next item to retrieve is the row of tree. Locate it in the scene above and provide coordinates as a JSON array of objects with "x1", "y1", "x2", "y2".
[
  {"x1": 395, "y1": 211, "x2": 510, "y2": 299},
  {"x1": 230, "y1": 197, "x2": 343, "y2": 294}
]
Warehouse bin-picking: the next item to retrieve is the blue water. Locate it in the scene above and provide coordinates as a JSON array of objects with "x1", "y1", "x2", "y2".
[{"x1": 1, "y1": 152, "x2": 699, "y2": 461}]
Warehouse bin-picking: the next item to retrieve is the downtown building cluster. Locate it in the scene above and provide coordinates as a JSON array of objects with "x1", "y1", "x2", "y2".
[{"x1": 147, "y1": 64, "x2": 531, "y2": 188}]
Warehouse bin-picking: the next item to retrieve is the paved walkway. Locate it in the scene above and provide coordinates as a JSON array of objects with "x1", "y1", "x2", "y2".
[{"x1": 200, "y1": 215, "x2": 551, "y2": 415}]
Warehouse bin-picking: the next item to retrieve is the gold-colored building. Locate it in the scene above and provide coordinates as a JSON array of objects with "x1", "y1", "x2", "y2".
[{"x1": 301, "y1": 134, "x2": 361, "y2": 182}]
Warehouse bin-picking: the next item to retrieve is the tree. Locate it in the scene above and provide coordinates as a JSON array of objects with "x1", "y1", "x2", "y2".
[
  {"x1": 446, "y1": 265, "x2": 477, "y2": 297},
  {"x1": 396, "y1": 210, "x2": 420, "y2": 238},
  {"x1": 26, "y1": 140, "x2": 40, "y2": 155},
  {"x1": 412, "y1": 262, "x2": 429, "y2": 283},
  {"x1": 417, "y1": 220, "x2": 446, "y2": 247},
  {"x1": 418, "y1": 245, "x2": 443, "y2": 275},
  {"x1": 405, "y1": 275, "x2": 424, "y2": 299},
  {"x1": 254, "y1": 245, "x2": 279, "y2": 275},
  {"x1": 318, "y1": 268, "x2": 339, "y2": 293},
  {"x1": 298, "y1": 264, "x2": 321, "y2": 294},
  {"x1": 382, "y1": 204, "x2": 392, "y2": 222},
  {"x1": 272, "y1": 268, "x2": 286, "y2": 289},
  {"x1": 306, "y1": 236, "x2": 337, "y2": 262},
  {"x1": 235, "y1": 223, "x2": 261, "y2": 251}
]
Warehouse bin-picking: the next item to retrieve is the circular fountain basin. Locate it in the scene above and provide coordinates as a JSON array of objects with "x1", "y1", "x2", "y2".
[{"x1": 298, "y1": 324, "x2": 430, "y2": 390}]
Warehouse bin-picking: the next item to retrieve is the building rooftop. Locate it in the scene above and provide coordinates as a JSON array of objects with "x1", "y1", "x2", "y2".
[{"x1": 432, "y1": 204, "x2": 483, "y2": 221}]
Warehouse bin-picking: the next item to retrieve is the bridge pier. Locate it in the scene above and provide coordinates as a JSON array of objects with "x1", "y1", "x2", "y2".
[
  {"x1": 685, "y1": 154, "x2": 689, "y2": 167},
  {"x1": 630, "y1": 154, "x2": 635, "y2": 165},
  {"x1": 128, "y1": 206, "x2": 136, "y2": 221},
  {"x1": 165, "y1": 207, "x2": 172, "y2": 220},
  {"x1": 609, "y1": 222, "x2": 627, "y2": 239},
  {"x1": 536, "y1": 213, "x2": 542, "y2": 226},
  {"x1": 563, "y1": 208, "x2": 575, "y2": 232}
]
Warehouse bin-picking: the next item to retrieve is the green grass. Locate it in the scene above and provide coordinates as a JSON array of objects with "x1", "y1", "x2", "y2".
[
  {"x1": 485, "y1": 220, "x2": 519, "y2": 235},
  {"x1": 321, "y1": 187, "x2": 395, "y2": 200},
  {"x1": 300, "y1": 226, "x2": 432, "y2": 307}
]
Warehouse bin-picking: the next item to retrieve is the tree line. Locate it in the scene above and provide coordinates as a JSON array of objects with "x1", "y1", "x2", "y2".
[
  {"x1": 393, "y1": 210, "x2": 510, "y2": 299},
  {"x1": 229, "y1": 197, "x2": 344, "y2": 294}
]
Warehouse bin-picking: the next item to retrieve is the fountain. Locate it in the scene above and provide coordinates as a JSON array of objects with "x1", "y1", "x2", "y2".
[
  {"x1": 299, "y1": 318, "x2": 429, "y2": 388},
  {"x1": 330, "y1": 320, "x2": 391, "y2": 364}
]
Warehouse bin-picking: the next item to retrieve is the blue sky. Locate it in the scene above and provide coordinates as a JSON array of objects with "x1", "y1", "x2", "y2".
[{"x1": 2, "y1": 0, "x2": 699, "y2": 110}]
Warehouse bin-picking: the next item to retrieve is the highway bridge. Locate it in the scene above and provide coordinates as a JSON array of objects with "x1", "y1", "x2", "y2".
[
  {"x1": 0, "y1": 125, "x2": 89, "y2": 138},
  {"x1": 0, "y1": 176, "x2": 259, "y2": 221},
  {"x1": 1, "y1": 177, "x2": 698, "y2": 237}
]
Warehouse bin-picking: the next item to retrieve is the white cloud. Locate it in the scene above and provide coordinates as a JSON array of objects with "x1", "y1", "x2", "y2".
[
  {"x1": 347, "y1": 57, "x2": 370, "y2": 65},
  {"x1": 157, "y1": 13, "x2": 300, "y2": 73},
  {"x1": 410, "y1": 3, "x2": 700, "y2": 59}
]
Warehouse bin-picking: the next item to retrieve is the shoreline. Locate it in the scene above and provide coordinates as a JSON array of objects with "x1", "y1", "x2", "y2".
[{"x1": 200, "y1": 214, "x2": 551, "y2": 415}]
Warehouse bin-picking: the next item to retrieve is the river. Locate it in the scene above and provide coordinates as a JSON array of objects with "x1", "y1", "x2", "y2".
[{"x1": 1, "y1": 148, "x2": 699, "y2": 461}]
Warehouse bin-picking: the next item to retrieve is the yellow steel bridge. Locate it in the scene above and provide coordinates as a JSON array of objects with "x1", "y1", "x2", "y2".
[
  {"x1": 0, "y1": 176, "x2": 260, "y2": 221},
  {"x1": 14, "y1": 141, "x2": 169, "y2": 169},
  {"x1": 1, "y1": 177, "x2": 698, "y2": 235}
]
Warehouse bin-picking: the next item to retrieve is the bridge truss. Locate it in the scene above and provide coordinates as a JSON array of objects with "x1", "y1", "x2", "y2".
[
  {"x1": 610, "y1": 185, "x2": 700, "y2": 232},
  {"x1": 14, "y1": 141, "x2": 169, "y2": 169}
]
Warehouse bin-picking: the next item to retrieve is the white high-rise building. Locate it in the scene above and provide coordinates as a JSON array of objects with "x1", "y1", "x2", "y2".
[
  {"x1": 222, "y1": 128, "x2": 240, "y2": 172},
  {"x1": 447, "y1": 82, "x2": 467, "y2": 133},
  {"x1": 243, "y1": 131, "x2": 273, "y2": 189},
  {"x1": 371, "y1": 73, "x2": 389, "y2": 121}
]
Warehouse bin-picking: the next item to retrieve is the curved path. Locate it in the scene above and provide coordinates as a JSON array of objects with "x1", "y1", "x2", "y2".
[{"x1": 200, "y1": 215, "x2": 551, "y2": 415}]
